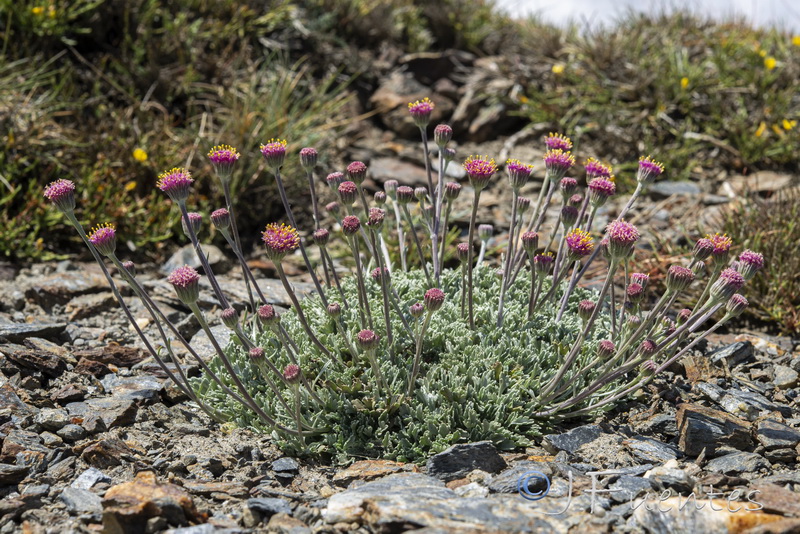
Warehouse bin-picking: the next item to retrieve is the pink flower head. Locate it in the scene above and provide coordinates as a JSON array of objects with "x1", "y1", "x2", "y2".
[
  {"x1": 346, "y1": 161, "x2": 368, "y2": 184},
  {"x1": 299, "y1": 147, "x2": 318, "y2": 170},
  {"x1": 726, "y1": 294, "x2": 749, "y2": 317},
  {"x1": 666, "y1": 265, "x2": 695, "y2": 292},
  {"x1": 157, "y1": 167, "x2": 193, "y2": 203},
  {"x1": 445, "y1": 182, "x2": 462, "y2": 200},
  {"x1": 434, "y1": 124, "x2": 452, "y2": 147},
  {"x1": 637, "y1": 155, "x2": 664, "y2": 185},
  {"x1": 456, "y1": 242, "x2": 471, "y2": 263},
  {"x1": 568, "y1": 194, "x2": 583, "y2": 208},
  {"x1": 327, "y1": 302, "x2": 342, "y2": 317},
  {"x1": 521, "y1": 231, "x2": 538, "y2": 255},
  {"x1": 605, "y1": 220, "x2": 639, "y2": 259},
  {"x1": 371, "y1": 266, "x2": 390, "y2": 282},
  {"x1": 463, "y1": 155, "x2": 497, "y2": 190},
  {"x1": 44, "y1": 179, "x2": 76, "y2": 212},
  {"x1": 341, "y1": 215, "x2": 361, "y2": 236},
  {"x1": 706, "y1": 232, "x2": 733, "y2": 267},
  {"x1": 338, "y1": 180, "x2": 358, "y2": 205},
  {"x1": 249, "y1": 347, "x2": 265, "y2": 360},
  {"x1": 560, "y1": 177, "x2": 578, "y2": 199},
  {"x1": 588, "y1": 178, "x2": 616, "y2": 207},
  {"x1": 561, "y1": 205, "x2": 579, "y2": 229},
  {"x1": 565, "y1": 228, "x2": 594, "y2": 259},
  {"x1": 408, "y1": 97, "x2": 435, "y2": 127},
  {"x1": 88, "y1": 223, "x2": 116, "y2": 256},
  {"x1": 578, "y1": 300, "x2": 596, "y2": 322},
  {"x1": 261, "y1": 223, "x2": 300, "y2": 261},
  {"x1": 168, "y1": 265, "x2": 201, "y2": 304},
  {"x1": 326, "y1": 172, "x2": 345, "y2": 191},
  {"x1": 639, "y1": 339, "x2": 657, "y2": 357},
  {"x1": 630, "y1": 272, "x2": 649, "y2": 289},
  {"x1": 325, "y1": 201, "x2": 340, "y2": 216},
  {"x1": 424, "y1": 288, "x2": 445, "y2": 312},
  {"x1": 409, "y1": 302, "x2": 425, "y2": 318},
  {"x1": 395, "y1": 185, "x2": 415, "y2": 204},
  {"x1": 283, "y1": 364, "x2": 301, "y2": 383},
  {"x1": 384, "y1": 179, "x2": 399, "y2": 198},
  {"x1": 259, "y1": 138, "x2": 287, "y2": 169},
  {"x1": 626, "y1": 282, "x2": 645, "y2": 303},
  {"x1": 597, "y1": 340, "x2": 615, "y2": 358},
  {"x1": 533, "y1": 253, "x2": 554, "y2": 273},
  {"x1": 257, "y1": 304, "x2": 279, "y2": 326},
  {"x1": 221, "y1": 307, "x2": 238, "y2": 329},
  {"x1": 543, "y1": 149, "x2": 575, "y2": 181},
  {"x1": 516, "y1": 195, "x2": 531, "y2": 214},
  {"x1": 181, "y1": 211, "x2": 202, "y2": 237},
  {"x1": 738, "y1": 250, "x2": 764, "y2": 280},
  {"x1": 312, "y1": 228, "x2": 330, "y2": 246},
  {"x1": 711, "y1": 268, "x2": 745, "y2": 302},
  {"x1": 357, "y1": 329, "x2": 380, "y2": 350},
  {"x1": 367, "y1": 208, "x2": 385, "y2": 230},
  {"x1": 374, "y1": 191, "x2": 387, "y2": 205},
  {"x1": 693, "y1": 238, "x2": 714, "y2": 262},
  {"x1": 211, "y1": 208, "x2": 230, "y2": 230},
  {"x1": 545, "y1": 132, "x2": 572, "y2": 151},
  {"x1": 505, "y1": 159, "x2": 533, "y2": 190},
  {"x1": 478, "y1": 224, "x2": 493, "y2": 241},
  {"x1": 207, "y1": 145, "x2": 239, "y2": 177},
  {"x1": 584, "y1": 158, "x2": 613, "y2": 180}
]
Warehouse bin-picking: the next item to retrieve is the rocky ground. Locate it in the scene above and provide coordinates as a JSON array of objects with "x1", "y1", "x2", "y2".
[{"x1": 1, "y1": 151, "x2": 800, "y2": 533}]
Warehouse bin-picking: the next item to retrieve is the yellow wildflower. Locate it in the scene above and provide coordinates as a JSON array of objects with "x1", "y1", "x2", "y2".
[
  {"x1": 124, "y1": 181, "x2": 137, "y2": 192},
  {"x1": 764, "y1": 57, "x2": 777, "y2": 70},
  {"x1": 771, "y1": 124, "x2": 782, "y2": 135},
  {"x1": 48, "y1": 6, "x2": 56, "y2": 18},
  {"x1": 31, "y1": 6, "x2": 44, "y2": 15},
  {"x1": 755, "y1": 122, "x2": 766, "y2": 137},
  {"x1": 792, "y1": 35, "x2": 800, "y2": 46},
  {"x1": 519, "y1": 95, "x2": 529, "y2": 104},
  {"x1": 551, "y1": 63, "x2": 565, "y2": 75},
  {"x1": 782, "y1": 119, "x2": 797, "y2": 130},
  {"x1": 758, "y1": 49, "x2": 767, "y2": 57},
  {"x1": 132, "y1": 148, "x2": 148, "y2": 162},
  {"x1": 680, "y1": 77, "x2": 689, "y2": 89}
]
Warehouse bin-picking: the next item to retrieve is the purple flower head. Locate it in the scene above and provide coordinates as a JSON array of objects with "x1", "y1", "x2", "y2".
[
  {"x1": 341, "y1": 215, "x2": 361, "y2": 236},
  {"x1": 327, "y1": 302, "x2": 341, "y2": 317},
  {"x1": 665, "y1": 265, "x2": 695, "y2": 292},
  {"x1": 249, "y1": 347, "x2": 264, "y2": 360},
  {"x1": 257, "y1": 304, "x2": 279, "y2": 326},
  {"x1": 627, "y1": 315, "x2": 642, "y2": 328},
  {"x1": 456, "y1": 242, "x2": 471, "y2": 263},
  {"x1": 122, "y1": 260, "x2": 135, "y2": 277},
  {"x1": 637, "y1": 155, "x2": 664, "y2": 185},
  {"x1": 371, "y1": 266, "x2": 390, "y2": 282},
  {"x1": 533, "y1": 253, "x2": 554, "y2": 274},
  {"x1": 544, "y1": 132, "x2": 572, "y2": 151},
  {"x1": 588, "y1": 178, "x2": 616, "y2": 207},
  {"x1": 640, "y1": 360, "x2": 658, "y2": 375},
  {"x1": 261, "y1": 223, "x2": 300, "y2": 261},
  {"x1": 88, "y1": 223, "x2": 116, "y2": 256},
  {"x1": 284, "y1": 364, "x2": 301, "y2": 383},
  {"x1": 676, "y1": 308, "x2": 692, "y2": 325},
  {"x1": 346, "y1": 161, "x2": 368, "y2": 185},
  {"x1": 259, "y1": 138, "x2": 287, "y2": 170},
  {"x1": 44, "y1": 179, "x2": 77, "y2": 212},
  {"x1": 383, "y1": 179, "x2": 399, "y2": 199},
  {"x1": 326, "y1": 172, "x2": 345, "y2": 191},
  {"x1": 516, "y1": 195, "x2": 531, "y2": 214},
  {"x1": 181, "y1": 211, "x2": 202, "y2": 238},
  {"x1": 692, "y1": 260, "x2": 707, "y2": 278},
  {"x1": 626, "y1": 283, "x2": 645, "y2": 304},
  {"x1": 706, "y1": 232, "x2": 733, "y2": 267},
  {"x1": 157, "y1": 167, "x2": 193, "y2": 203},
  {"x1": 738, "y1": 250, "x2": 764, "y2": 280},
  {"x1": 597, "y1": 340, "x2": 615, "y2": 359},
  {"x1": 395, "y1": 186, "x2": 415, "y2": 204},
  {"x1": 478, "y1": 224, "x2": 493, "y2": 241},
  {"x1": 639, "y1": 339, "x2": 657, "y2": 357},
  {"x1": 630, "y1": 272, "x2": 649, "y2": 289},
  {"x1": 338, "y1": 181, "x2": 358, "y2": 205},
  {"x1": 505, "y1": 159, "x2": 533, "y2": 190},
  {"x1": 325, "y1": 201, "x2": 340, "y2": 216},
  {"x1": 434, "y1": 124, "x2": 453, "y2": 147},
  {"x1": 409, "y1": 302, "x2": 425, "y2": 318},
  {"x1": 221, "y1": 307, "x2": 238, "y2": 329},
  {"x1": 726, "y1": 294, "x2": 749, "y2": 317},
  {"x1": 711, "y1": 268, "x2": 745, "y2": 302},
  {"x1": 605, "y1": 220, "x2": 639, "y2": 260},
  {"x1": 299, "y1": 147, "x2": 318, "y2": 171},
  {"x1": 463, "y1": 155, "x2": 497, "y2": 190},
  {"x1": 207, "y1": 145, "x2": 239, "y2": 178},
  {"x1": 367, "y1": 208, "x2": 385, "y2": 230},
  {"x1": 313, "y1": 228, "x2": 330, "y2": 247},
  {"x1": 559, "y1": 177, "x2": 578, "y2": 199},
  {"x1": 565, "y1": 228, "x2": 594, "y2": 259},
  {"x1": 578, "y1": 300, "x2": 595, "y2": 322},
  {"x1": 568, "y1": 194, "x2": 583, "y2": 208},
  {"x1": 445, "y1": 182, "x2": 462, "y2": 201},
  {"x1": 561, "y1": 205, "x2": 579, "y2": 229},
  {"x1": 424, "y1": 288, "x2": 445, "y2": 312},
  {"x1": 168, "y1": 265, "x2": 201, "y2": 304},
  {"x1": 374, "y1": 191, "x2": 386, "y2": 206},
  {"x1": 543, "y1": 149, "x2": 575, "y2": 182},
  {"x1": 357, "y1": 329, "x2": 380, "y2": 350},
  {"x1": 521, "y1": 231, "x2": 538, "y2": 256},
  {"x1": 443, "y1": 147, "x2": 456, "y2": 163},
  {"x1": 211, "y1": 208, "x2": 231, "y2": 230},
  {"x1": 407, "y1": 97, "x2": 435, "y2": 127},
  {"x1": 692, "y1": 238, "x2": 713, "y2": 262},
  {"x1": 584, "y1": 158, "x2": 613, "y2": 180},
  {"x1": 414, "y1": 186, "x2": 428, "y2": 202}
]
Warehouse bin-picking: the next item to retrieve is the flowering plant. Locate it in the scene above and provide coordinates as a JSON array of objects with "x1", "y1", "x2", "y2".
[{"x1": 46, "y1": 107, "x2": 762, "y2": 462}]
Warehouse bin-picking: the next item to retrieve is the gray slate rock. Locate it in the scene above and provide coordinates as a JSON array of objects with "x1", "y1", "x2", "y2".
[
  {"x1": 33, "y1": 407, "x2": 70, "y2": 432},
  {"x1": 59, "y1": 487, "x2": 102, "y2": 515},
  {"x1": 161, "y1": 244, "x2": 231, "y2": 275},
  {"x1": 677, "y1": 404, "x2": 752, "y2": 457},
  {"x1": 543, "y1": 424, "x2": 604, "y2": 454},
  {"x1": 57, "y1": 424, "x2": 87, "y2": 442},
  {"x1": 705, "y1": 451, "x2": 769, "y2": 475},
  {"x1": 0, "y1": 463, "x2": 29, "y2": 484},
  {"x1": 247, "y1": 497, "x2": 292, "y2": 517},
  {"x1": 101, "y1": 374, "x2": 164, "y2": 402},
  {"x1": 0, "y1": 323, "x2": 67, "y2": 343},
  {"x1": 648, "y1": 181, "x2": 702, "y2": 199},
  {"x1": 66, "y1": 397, "x2": 137, "y2": 429},
  {"x1": 624, "y1": 436, "x2": 680, "y2": 463},
  {"x1": 426, "y1": 441, "x2": 507, "y2": 482},
  {"x1": 188, "y1": 325, "x2": 232, "y2": 362},
  {"x1": 487, "y1": 462, "x2": 553, "y2": 494},
  {"x1": 774, "y1": 365, "x2": 799, "y2": 389},
  {"x1": 71, "y1": 467, "x2": 111, "y2": 490},
  {"x1": 709, "y1": 341, "x2": 754, "y2": 365},
  {"x1": 757, "y1": 419, "x2": 800, "y2": 450},
  {"x1": 609, "y1": 476, "x2": 655, "y2": 503}
]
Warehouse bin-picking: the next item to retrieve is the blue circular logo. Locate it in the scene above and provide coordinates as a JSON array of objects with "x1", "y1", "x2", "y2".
[{"x1": 517, "y1": 470, "x2": 551, "y2": 501}]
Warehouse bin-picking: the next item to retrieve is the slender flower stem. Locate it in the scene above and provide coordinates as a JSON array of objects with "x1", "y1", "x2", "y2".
[
  {"x1": 274, "y1": 263, "x2": 333, "y2": 359},
  {"x1": 291, "y1": 384, "x2": 305, "y2": 448},
  {"x1": 306, "y1": 170, "x2": 322, "y2": 229},
  {"x1": 400, "y1": 204, "x2": 432, "y2": 285},
  {"x1": 369, "y1": 231, "x2": 394, "y2": 361},
  {"x1": 220, "y1": 229, "x2": 268, "y2": 305},
  {"x1": 272, "y1": 169, "x2": 328, "y2": 306},
  {"x1": 391, "y1": 200, "x2": 408, "y2": 271},
  {"x1": 321, "y1": 247, "x2": 349, "y2": 309},
  {"x1": 497, "y1": 190, "x2": 519, "y2": 326},
  {"x1": 466, "y1": 189, "x2": 482, "y2": 328},
  {"x1": 347, "y1": 236, "x2": 374, "y2": 330},
  {"x1": 273, "y1": 327, "x2": 323, "y2": 405},
  {"x1": 527, "y1": 260, "x2": 537, "y2": 319},
  {"x1": 438, "y1": 202, "x2": 452, "y2": 272},
  {"x1": 460, "y1": 263, "x2": 467, "y2": 318},
  {"x1": 407, "y1": 311, "x2": 433, "y2": 397},
  {"x1": 222, "y1": 181, "x2": 256, "y2": 313},
  {"x1": 432, "y1": 149, "x2": 446, "y2": 285},
  {"x1": 178, "y1": 203, "x2": 229, "y2": 309}
]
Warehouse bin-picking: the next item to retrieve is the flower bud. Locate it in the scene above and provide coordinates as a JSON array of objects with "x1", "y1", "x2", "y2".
[
  {"x1": 434, "y1": 124, "x2": 453, "y2": 147},
  {"x1": 424, "y1": 288, "x2": 445, "y2": 312},
  {"x1": 578, "y1": 300, "x2": 595, "y2": 322},
  {"x1": 249, "y1": 347, "x2": 264, "y2": 360},
  {"x1": 341, "y1": 215, "x2": 361, "y2": 236},
  {"x1": 122, "y1": 260, "x2": 135, "y2": 277},
  {"x1": 384, "y1": 179, "x2": 399, "y2": 199},
  {"x1": 444, "y1": 182, "x2": 461, "y2": 200},
  {"x1": 221, "y1": 307, "x2": 238, "y2": 329},
  {"x1": 725, "y1": 294, "x2": 748, "y2": 317},
  {"x1": 409, "y1": 302, "x2": 425, "y2": 318},
  {"x1": 327, "y1": 302, "x2": 341, "y2": 317},
  {"x1": 357, "y1": 329, "x2": 379, "y2": 351},
  {"x1": 396, "y1": 186, "x2": 415, "y2": 204},
  {"x1": 568, "y1": 194, "x2": 583, "y2": 208},
  {"x1": 665, "y1": 265, "x2": 694, "y2": 292},
  {"x1": 326, "y1": 172, "x2": 345, "y2": 191},
  {"x1": 521, "y1": 231, "x2": 538, "y2": 257},
  {"x1": 639, "y1": 339, "x2": 657, "y2": 357},
  {"x1": 737, "y1": 250, "x2": 763, "y2": 281},
  {"x1": 211, "y1": 208, "x2": 230, "y2": 230},
  {"x1": 533, "y1": 253, "x2": 554, "y2": 274},
  {"x1": 478, "y1": 224, "x2": 493, "y2": 241},
  {"x1": 414, "y1": 187, "x2": 428, "y2": 202},
  {"x1": 371, "y1": 267, "x2": 390, "y2": 282},
  {"x1": 338, "y1": 181, "x2": 358, "y2": 205},
  {"x1": 597, "y1": 340, "x2": 615, "y2": 359},
  {"x1": 443, "y1": 148, "x2": 456, "y2": 163},
  {"x1": 181, "y1": 212, "x2": 202, "y2": 237},
  {"x1": 325, "y1": 201, "x2": 340, "y2": 216},
  {"x1": 630, "y1": 272, "x2": 649, "y2": 289},
  {"x1": 560, "y1": 177, "x2": 578, "y2": 199},
  {"x1": 284, "y1": 364, "x2": 301, "y2": 383},
  {"x1": 367, "y1": 208, "x2": 385, "y2": 230},
  {"x1": 710, "y1": 268, "x2": 745, "y2": 303},
  {"x1": 516, "y1": 196, "x2": 531, "y2": 215},
  {"x1": 374, "y1": 191, "x2": 387, "y2": 206},
  {"x1": 693, "y1": 238, "x2": 713, "y2": 262},
  {"x1": 676, "y1": 308, "x2": 692, "y2": 325},
  {"x1": 626, "y1": 283, "x2": 645, "y2": 304},
  {"x1": 299, "y1": 147, "x2": 318, "y2": 171},
  {"x1": 605, "y1": 220, "x2": 639, "y2": 260},
  {"x1": 640, "y1": 360, "x2": 658, "y2": 376},
  {"x1": 692, "y1": 260, "x2": 706, "y2": 278},
  {"x1": 168, "y1": 266, "x2": 200, "y2": 305},
  {"x1": 588, "y1": 178, "x2": 616, "y2": 207},
  {"x1": 257, "y1": 304, "x2": 280, "y2": 326},
  {"x1": 561, "y1": 205, "x2": 579, "y2": 229},
  {"x1": 456, "y1": 242, "x2": 471, "y2": 263},
  {"x1": 346, "y1": 161, "x2": 368, "y2": 185},
  {"x1": 312, "y1": 228, "x2": 330, "y2": 247}
]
